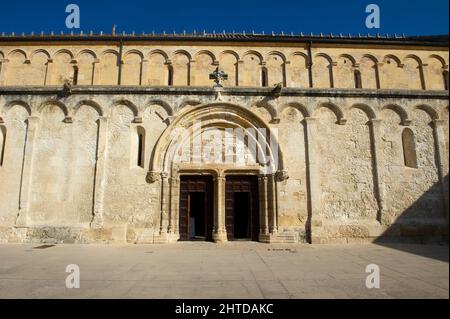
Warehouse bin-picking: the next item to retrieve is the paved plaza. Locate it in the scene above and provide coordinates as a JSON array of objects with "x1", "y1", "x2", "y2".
[{"x1": 0, "y1": 243, "x2": 448, "y2": 299}]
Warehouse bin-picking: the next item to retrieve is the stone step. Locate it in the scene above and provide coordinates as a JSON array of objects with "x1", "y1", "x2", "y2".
[{"x1": 136, "y1": 229, "x2": 155, "y2": 244}]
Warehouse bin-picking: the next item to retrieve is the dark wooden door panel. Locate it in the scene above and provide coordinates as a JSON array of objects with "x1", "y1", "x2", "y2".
[
  {"x1": 179, "y1": 176, "x2": 213, "y2": 241},
  {"x1": 225, "y1": 176, "x2": 259, "y2": 241}
]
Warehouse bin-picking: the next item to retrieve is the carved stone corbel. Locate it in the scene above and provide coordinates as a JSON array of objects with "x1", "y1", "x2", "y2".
[
  {"x1": 146, "y1": 170, "x2": 161, "y2": 183},
  {"x1": 275, "y1": 170, "x2": 289, "y2": 182},
  {"x1": 60, "y1": 80, "x2": 73, "y2": 97}
]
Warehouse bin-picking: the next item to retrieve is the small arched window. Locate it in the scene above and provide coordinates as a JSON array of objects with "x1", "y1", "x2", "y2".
[
  {"x1": 261, "y1": 68, "x2": 268, "y2": 87},
  {"x1": 402, "y1": 128, "x2": 418, "y2": 168},
  {"x1": 168, "y1": 65, "x2": 173, "y2": 86},
  {"x1": 136, "y1": 126, "x2": 145, "y2": 168},
  {"x1": 0, "y1": 125, "x2": 6, "y2": 167},
  {"x1": 354, "y1": 70, "x2": 362, "y2": 89}
]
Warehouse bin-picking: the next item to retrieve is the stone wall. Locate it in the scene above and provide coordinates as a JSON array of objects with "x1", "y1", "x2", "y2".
[
  {"x1": 0, "y1": 36, "x2": 448, "y2": 244},
  {"x1": 0, "y1": 86, "x2": 448, "y2": 244},
  {"x1": 0, "y1": 41, "x2": 448, "y2": 90}
]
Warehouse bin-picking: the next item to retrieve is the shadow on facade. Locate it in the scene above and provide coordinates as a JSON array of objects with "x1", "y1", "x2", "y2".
[{"x1": 373, "y1": 174, "x2": 449, "y2": 262}]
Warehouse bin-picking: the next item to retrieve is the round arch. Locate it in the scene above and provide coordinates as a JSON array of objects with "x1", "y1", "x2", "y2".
[{"x1": 148, "y1": 102, "x2": 286, "y2": 178}]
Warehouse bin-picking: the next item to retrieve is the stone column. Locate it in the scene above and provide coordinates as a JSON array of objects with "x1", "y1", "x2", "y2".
[
  {"x1": 376, "y1": 62, "x2": 384, "y2": 89},
  {"x1": 213, "y1": 174, "x2": 227, "y2": 242},
  {"x1": 283, "y1": 61, "x2": 291, "y2": 88},
  {"x1": 168, "y1": 175, "x2": 180, "y2": 236},
  {"x1": 140, "y1": 59, "x2": 149, "y2": 86},
  {"x1": 432, "y1": 119, "x2": 449, "y2": 223},
  {"x1": 91, "y1": 116, "x2": 109, "y2": 228},
  {"x1": 92, "y1": 59, "x2": 101, "y2": 85},
  {"x1": 303, "y1": 117, "x2": 322, "y2": 242},
  {"x1": 44, "y1": 59, "x2": 54, "y2": 85},
  {"x1": 189, "y1": 60, "x2": 196, "y2": 86},
  {"x1": 0, "y1": 59, "x2": 9, "y2": 86},
  {"x1": 237, "y1": 60, "x2": 244, "y2": 86},
  {"x1": 330, "y1": 61, "x2": 337, "y2": 88},
  {"x1": 368, "y1": 119, "x2": 385, "y2": 223},
  {"x1": 258, "y1": 174, "x2": 269, "y2": 238},
  {"x1": 159, "y1": 172, "x2": 170, "y2": 236},
  {"x1": 419, "y1": 63, "x2": 427, "y2": 90},
  {"x1": 268, "y1": 173, "x2": 278, "y2": 233},
  {"x1": 15, "y1": 116, "x2": 39, "y2": 227}
]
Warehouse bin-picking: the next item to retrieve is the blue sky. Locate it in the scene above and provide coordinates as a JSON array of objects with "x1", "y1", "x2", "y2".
[{"x1": 0, "y1": 0, "x2": 448, "y2": 36}]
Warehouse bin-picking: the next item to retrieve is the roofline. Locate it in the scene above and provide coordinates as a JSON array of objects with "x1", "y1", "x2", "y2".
[{"x1": 0, "y1": 33, "x2": 448, "y2": 47}]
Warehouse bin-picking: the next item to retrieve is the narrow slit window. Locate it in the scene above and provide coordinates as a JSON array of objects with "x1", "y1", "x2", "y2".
[
  {"x1": 73, "y1": 66, "x2": 79, "y2": 85},
  {"x1": 354, "y1": 70, "x2": 362, "y2": 89},
  {"x1": 0, "y1": 126, "x2": 6, "y2": 167},
  {"x1": 168, "y1": 66, "x2": 173, "y2": 86},
  {"x1": 402, "y1": 128, "x2": 418, "y2": 168},
  {"x1": 261, "y1": 68, "x2": 268, "y2": 87},
  {"x1": 443, "y1": 70, "x2": 449, "y2": 91},
  {"x1": 136, "y1": 127, "x2": 145, "y2": 168}
]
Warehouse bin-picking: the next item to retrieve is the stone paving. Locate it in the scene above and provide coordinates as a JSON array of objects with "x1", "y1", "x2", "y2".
[{"x1": 0, "y1": 242, "x2": 448, "y2": 299}]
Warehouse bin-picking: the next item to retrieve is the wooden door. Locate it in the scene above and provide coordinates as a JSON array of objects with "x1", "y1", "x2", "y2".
[
  {"x1": 179, "y1": 176, "x2": 214, "y2": 241},
  {"x1": 225, "y1": 175, "x2": 259, "y2": 241}
]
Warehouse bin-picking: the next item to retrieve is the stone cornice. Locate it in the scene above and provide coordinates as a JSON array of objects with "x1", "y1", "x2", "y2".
[
  {"x1": 0, "y1": 34, "x2": 448, "y2": 47},
  {"x1": 0, "y1": 86, "x2": 448, "y2": 100}
]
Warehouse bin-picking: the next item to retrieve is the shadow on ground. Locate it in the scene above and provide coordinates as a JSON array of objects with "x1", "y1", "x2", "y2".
[{"x1": 374, "y1": 175, "x2": 449, "y2": 262}]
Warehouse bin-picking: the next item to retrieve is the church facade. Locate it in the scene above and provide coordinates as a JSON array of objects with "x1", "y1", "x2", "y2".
[{"x1": 0, "y1": 33, "x2": 448, "y2": 244}]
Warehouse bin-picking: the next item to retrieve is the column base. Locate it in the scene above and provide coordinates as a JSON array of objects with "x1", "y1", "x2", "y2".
[
  {"x1": 90, "y1": 220, "x2": 104, "y2": 230},
  {"x1": 15, "y1": 211, "x2": 28, "y2": 228},
  {"x1": 150, "y1": 231, "x2": 180, "y2": 244},
  {"x1": 259, "y1": 232, "x2": 298, "y2": 243},
  {"x1": 212, "y1": 231, "x2": 228, "y2": 243}
]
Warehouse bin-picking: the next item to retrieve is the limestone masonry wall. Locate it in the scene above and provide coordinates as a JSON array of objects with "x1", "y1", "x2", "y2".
[
  {"x1": 0, "y1": 38, "x2": 448, "y2": 244},
  {"x1": 0, "y1": 41, "x2": 448, "y2": 90}
]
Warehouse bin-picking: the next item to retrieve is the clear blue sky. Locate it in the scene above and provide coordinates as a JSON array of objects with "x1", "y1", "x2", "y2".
[{"x1": 0, "y1": 0, "x2": 448, "y2": 36}]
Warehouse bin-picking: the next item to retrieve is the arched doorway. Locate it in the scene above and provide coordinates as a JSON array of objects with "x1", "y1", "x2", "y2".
[{"x1": 146, "y1": 103, "x2": 288, "y2": 243}]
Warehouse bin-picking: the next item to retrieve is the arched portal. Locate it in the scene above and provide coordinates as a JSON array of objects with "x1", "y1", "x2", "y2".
[{"x1": 147, "y1": 103, "x2": 288, "y2": 243}]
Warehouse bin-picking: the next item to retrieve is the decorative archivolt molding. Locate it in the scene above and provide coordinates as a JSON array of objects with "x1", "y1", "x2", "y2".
[{"x1": 147, "y1": 102, "x2": 287, "y2": 181}]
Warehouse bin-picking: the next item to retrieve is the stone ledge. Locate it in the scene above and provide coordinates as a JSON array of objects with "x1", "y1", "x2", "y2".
[{"x1": 0, "y1": 86, "x2": 448, "y2": 99}]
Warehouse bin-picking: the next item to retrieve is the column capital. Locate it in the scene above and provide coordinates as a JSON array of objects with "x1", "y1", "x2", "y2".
[
  {"x1": 161, "y1": 172, "x2": 169, "y2": 179},
  {"x1": 401, "y1": 119, "x2": 412, "y2": 126},
  {"x1": 133, "y1": 116, "x2": 143, "y2": 124},
  {"x1": 369, "y1": 118, "x2": 383, "y2": 126},
  {"x1": 169, "y1": 176, "x2": 180, "y2": 184},
  {"x1": 26, "y1": 116, "x2": 40, "y2": 124},
  {"x1": 214, "y1": 175, "x2": 226, "y2": 182},
  {"x1": 432, "y1": 119, "x2": 446, "y2": 128},
  {"x1": 303, "y1": 116, "x2": 318, "y2": 124}
]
